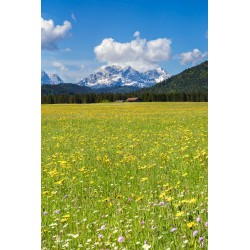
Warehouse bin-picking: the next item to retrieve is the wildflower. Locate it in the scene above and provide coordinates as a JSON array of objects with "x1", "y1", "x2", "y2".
[
  {"x1": 118, "y1": 236, "x2": 124, "y2": 242},
  {"x1": 100, "y1": 225, "x2": 106, "y2": 230},
  {"x1": 142, "y1": 241, "x2": 151, "y2": 249},
  {"x1": 151, "y1": 225, "x2": 156, "y2": 230},
  {"x1": 196, "y1": 217, "x2": 201, "y2": 223},
  {"x1": 159, "y1": 201, "x2": 165, "y2": 206},
  {"x1": 55, "y1": 179, "x2": 65, "y2": 185},
  {"x1": 198, "y1": 236, "x2": 205, "y2": 242},
  {"x1": 43, "y1": 211, "x2": 48, "y2": 215},
  {"x1": 98, "y1": 234, "x2": 104, "y2": 239},
  {"x1": 193, "y1": 230, "x2": 198, "y2": 237},
  {"x1": 176, "y1": 211, "x2": 184, "y2": 217},
  {"x1": 140, "y1": 221, "x2": 145, "y2": 225},
  {"x1": 205, "y1": 221, "x2": 208, "y2": 227},
  {"x1": 166, "y1": 196, "x2": 174, "y2": 202},
  {"x1": 55, "y1": 209, "x2": 60, "y2": 214},
  {"x1": 140, "y1": 177, "x2": 148, "y2": 182},
  {"x1": 187, "y1": 222, "x2": 197, "y2": 229},
  {"x1": 170, "y1": 228, "x2": 177, "y2": 233},
  {"x1": 136, "y1": 196, "x2": 144, "y2": 202}
]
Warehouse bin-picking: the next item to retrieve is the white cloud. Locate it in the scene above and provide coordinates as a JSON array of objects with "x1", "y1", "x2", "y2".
[
  {"x1": 41, "y1": 18, "x2": 72, "y2": 50},
  {"x1": 179, "y1": 49, "x2": 207, "y2": 65},
  {"x1": 94, "y1": 32, "x2": 172, "y2": 72},
  {"x1": 52, "y1": 61, "x2": 69, "y2": 72}
]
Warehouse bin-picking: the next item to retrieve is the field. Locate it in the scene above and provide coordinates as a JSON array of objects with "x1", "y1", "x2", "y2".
[{"x1": 41, "y1": 102, "x2": 208, "y2": 249}]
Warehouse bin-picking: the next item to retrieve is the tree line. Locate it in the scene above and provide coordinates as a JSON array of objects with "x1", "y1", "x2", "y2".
[{"x1": 41, "y1": 92, "x2": 208, "y2": 104}]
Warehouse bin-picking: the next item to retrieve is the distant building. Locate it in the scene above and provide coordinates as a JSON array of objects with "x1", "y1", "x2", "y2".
[{"x1": 125, "y1": 97, "x2": 142, "y2": 102}]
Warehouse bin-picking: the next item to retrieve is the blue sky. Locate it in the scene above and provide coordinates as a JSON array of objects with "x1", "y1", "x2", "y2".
[{"x1": 41, "y1": 0, "x2": 208, "y2": 83}]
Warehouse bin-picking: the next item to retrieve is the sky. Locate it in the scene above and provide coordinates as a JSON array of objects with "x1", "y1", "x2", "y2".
[{"x1": 41, "y1": 0, "x2": 208, "y2": 83}]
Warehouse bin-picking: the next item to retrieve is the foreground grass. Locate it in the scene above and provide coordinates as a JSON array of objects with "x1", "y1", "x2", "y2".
[{"x1": 42, "y1": 102, "x2": 208, "y2": 249}]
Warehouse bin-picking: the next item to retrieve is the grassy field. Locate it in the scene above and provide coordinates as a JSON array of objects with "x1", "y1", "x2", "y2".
[{"x1": 41, "y1": 102, "x2": 208, "y2": 250}]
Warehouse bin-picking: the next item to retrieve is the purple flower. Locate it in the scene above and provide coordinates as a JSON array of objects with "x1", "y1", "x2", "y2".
[
  {"x1": 55, "y1": 209, "x2": 60, "y2": 214},
  {"x1": 198, "y1": 236, "x2": 205, "y2": 242},
  {"x1": 98, "y1": 234, "x2": 104, "y2": 239},
  {"x1": 118, "y1": 236, "x2": 124, "y2": 242},
  {"x1": 159, "y1": 201, "x2": 165, "y2": 206},
  {"x1": 205, "y1": 221, "x2": 208, "y2": 227},
  {"x1": 43, "y1": 211, "x2": 48, "y2": 215},
  {"x1": 170, "y1": 228, "x2": 177, "y2": 233},
  {"x1": 140, "y1": 221, "x2": 145, "y2": 225},
  {"x1": 196, "y1": 217, "x2": 201, "y2": 223},
  {"x1": 100, "y1": 225, "x2": 106, "y2": 230},
  {"x1": 193, "y1": 230, "x2": 198, "y2": 237}
]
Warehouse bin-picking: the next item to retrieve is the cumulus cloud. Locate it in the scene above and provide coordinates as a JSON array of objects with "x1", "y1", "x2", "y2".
[
  {"x1": 41, "y1": 18, "x2": 72, "y2": 50},
  {"x1": 52, "y1": 61, "x2": 69, "y2": 72},
  {"x1": 179, "y1": 49, "x2": 207, "y2": 65},
  {"x1": 94, "y1": 32, "x2": 172, "y2": 71}
]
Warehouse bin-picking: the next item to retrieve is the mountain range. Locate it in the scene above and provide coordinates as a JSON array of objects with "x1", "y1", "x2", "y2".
[
  {"x1": 77, "y1": 65, "x2": 171, "y2": 89},
  {"x1": 41, "y1": 61, "x2": 208, "y2": 95},
  {"x1": 41, "y1": 70, "x2": 64, "y2": 84}
]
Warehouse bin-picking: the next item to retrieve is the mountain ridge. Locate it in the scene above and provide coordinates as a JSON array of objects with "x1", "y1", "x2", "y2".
[{"x1": 77, "y1": 65, "x2": 171, "y2": 89}]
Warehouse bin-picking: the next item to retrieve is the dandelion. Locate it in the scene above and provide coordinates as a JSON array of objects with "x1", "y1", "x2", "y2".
[
  {"x1": 176, "y1": 211, "x2": 184, "y2": 217},
  {"x1": 140, "y1": 177, "x2": 148, "y2": 182},
  {"x1": 170, "y1": 228, "x2": 177, "y2": 233},
  {"x1": 193, "y1": 230, "x2": 198, "y2": 237},
  {"x1": 136, "y1": 196, "x2": 144, "y2": 202},
  {"x1": 187, "y1": 222, "x2": 197, "y2": 229},
  {"x1": 118, "y1": 236, "x2": 124, "y2": 242}
]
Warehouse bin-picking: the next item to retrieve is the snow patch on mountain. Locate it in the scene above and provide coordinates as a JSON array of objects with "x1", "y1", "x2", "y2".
[
  {"x1": 78, "y1": 65, "x2": 171, "y2": 89},
  {"x1": 41, "y1": 70, "x2": 64, "y2": 84}
]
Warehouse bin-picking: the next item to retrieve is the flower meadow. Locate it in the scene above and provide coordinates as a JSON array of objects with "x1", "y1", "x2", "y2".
[{"x1": 42, "y1": 102, "x2": 208, "y2": 249}]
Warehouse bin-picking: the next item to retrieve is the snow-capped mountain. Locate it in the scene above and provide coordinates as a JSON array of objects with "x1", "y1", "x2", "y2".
[
  {"x1": 78, "y1": 65, "x2": 171, "y2": 89},
  {"x1": 41, "y1": 70, "x2": 64, "y2": 84},
  {"x1": 48, "y1": 73, "x2": 64, "y2": 84}
]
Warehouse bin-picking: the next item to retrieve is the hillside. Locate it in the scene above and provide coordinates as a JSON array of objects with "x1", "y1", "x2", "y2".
[
  {"x1": 138, "y1": 61, "x2": 208, "y2": 94},
  {"x1": 41, "y1": 83, "x2": 92, "y2": 95}
]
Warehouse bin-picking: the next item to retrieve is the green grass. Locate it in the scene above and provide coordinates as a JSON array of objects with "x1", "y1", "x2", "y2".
[{"x1": 42, "y1": 102, "x2": 208, "y2": 249}]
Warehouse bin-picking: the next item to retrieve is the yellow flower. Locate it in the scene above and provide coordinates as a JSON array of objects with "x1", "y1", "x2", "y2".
[
  {"x1": 140, "y1": 177, "x2": 148, "y2": 182},
  {"x1": 189, "y1": 198, "x2": 196, "y2": 203},
  {"x1": 55, "y1": 179, "x2": 66, "y2": 185},
  {"x1": 136, "y1": 196, "x2": 144, "y2": 201},
  {"x1": 187, "y1": 222, "x2": 197, "y2": 228},
  {"x1": 176, "y1": 211, "x2": 184, "y2": 217},
  {"x1": 60, "y1": 218, "x2": 68, "y2": 223},
  {"x1": 166, "y1": 196, "x2": 174, "y2": 202}
]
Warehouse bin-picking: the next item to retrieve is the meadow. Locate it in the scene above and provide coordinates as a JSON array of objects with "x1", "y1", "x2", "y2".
[{"x1": 41, "y1": 102, "x2": 208, "y2": 250}]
